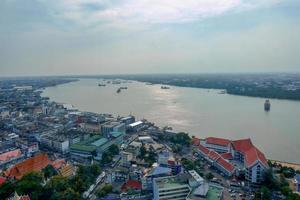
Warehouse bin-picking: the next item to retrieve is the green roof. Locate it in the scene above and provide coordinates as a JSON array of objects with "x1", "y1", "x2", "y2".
[
  {"x1": 70, "y1": 144, "x2": 97, "y2": 152},
  {"x1": 111, "y1": 132, "x2": 123, "y2": 138},
  {"x1": 91, "y1": 138, "x2": 108, "y2": 147},
  {"x1": 206, "y1": 186, "x2": 223, "y2": 200}
]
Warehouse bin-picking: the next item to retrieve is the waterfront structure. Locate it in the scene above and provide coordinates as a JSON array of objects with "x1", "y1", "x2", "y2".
[
  {"x1": 128, "y1": 121, "x2": 144, "y2": 132},
  {"x1": 101, "y1": 121, "x2": 125, "y2": 136},
  {"x1": 195, "y1": 137, "x2": 269, "y2": 183}
]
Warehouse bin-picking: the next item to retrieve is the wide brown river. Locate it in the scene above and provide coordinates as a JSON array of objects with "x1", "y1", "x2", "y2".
[{"x1": 43, "y1": 79, "x2": 300, "y2": 163}]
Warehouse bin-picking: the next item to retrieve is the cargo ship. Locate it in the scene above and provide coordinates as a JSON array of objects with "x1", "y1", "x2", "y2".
[{"x1": 264, "y1": 100, "x2": 271, "y2": 111}]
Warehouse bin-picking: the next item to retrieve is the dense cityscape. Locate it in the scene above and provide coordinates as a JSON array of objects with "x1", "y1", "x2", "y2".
[{"x1": 0, "y1": 78, "x2": 299, "y2": 200}]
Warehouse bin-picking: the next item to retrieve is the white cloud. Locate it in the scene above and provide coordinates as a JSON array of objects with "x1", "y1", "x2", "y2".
[{"x1": 40, "y1": 0, "x2": 282, "y2": 26}]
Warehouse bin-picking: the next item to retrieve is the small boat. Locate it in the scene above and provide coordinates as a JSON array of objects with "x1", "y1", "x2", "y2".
[
  {"x1": 117, "y1": 88, "x2": 121, "y2": 93},
  {"x1": 161, "y1": 86, "x2": 170, "y2": 89},
  {"x1": 98, "y1": 84, "x2": 106, "y2": 87},
  {"x1": 120, "y1": 87, "x2": 128, "y2": 90},
  {"x1": 218, "y1": 90, "x2": 227, "y2": 94},
  {"x1": 264, "y1": 100, "x2": 271, "y2": 111}
]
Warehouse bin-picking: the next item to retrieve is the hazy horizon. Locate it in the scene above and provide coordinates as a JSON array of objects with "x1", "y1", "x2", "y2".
[{"x1": 1, "y1": 0, "x2": 300, "y2": 76}]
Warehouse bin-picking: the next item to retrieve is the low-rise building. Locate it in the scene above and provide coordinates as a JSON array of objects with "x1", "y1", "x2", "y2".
[
  {"x1": 295, "y1": 174, "x2": 300, "y2": 193},
  {"x1": 153, "y1": 175, "x2": 191, "y2": 200}
]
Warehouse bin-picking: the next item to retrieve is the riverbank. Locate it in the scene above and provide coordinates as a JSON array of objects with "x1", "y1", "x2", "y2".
[{"x1": 270, "y1": 160, "x2": 300, "y2": 171}]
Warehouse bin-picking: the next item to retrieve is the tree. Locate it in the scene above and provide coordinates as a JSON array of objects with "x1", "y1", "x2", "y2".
[
  {"x1": 101, "y1": 152, "x2": 113, "y2": 165},
  {"x1": 42, "y1": 164, "x2": 58, "y2": 179},
  {"x1": 255, "y1": 187, "x2": 271, "y2": 200},
  {"x1": 206, "y1": 173, "x2": 214, "y2": 181},
  {"x1": 16, "y1": 172, "x2": 44, "y2": 200},
  {"x1": 108, "y1": 144, "x2": 119, "y2": 155},
  {"x1": 0, "y1": 181, "x2": 15, "y2": 199},
  {"x1": 139, "y1": 145, "x2": 147, "y2": 158},
  {"x1": 96, "y1": 184, "x2": 113, "y2": 198}
]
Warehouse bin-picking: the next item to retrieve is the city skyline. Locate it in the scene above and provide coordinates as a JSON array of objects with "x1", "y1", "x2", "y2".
[{"x1": 1, "y1": 0, "x2": 300, "y2": 76}]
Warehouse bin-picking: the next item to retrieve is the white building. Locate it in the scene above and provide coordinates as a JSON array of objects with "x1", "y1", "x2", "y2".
[{"x1": 153, "y1": 175, "x2": 191, "y2": 200}]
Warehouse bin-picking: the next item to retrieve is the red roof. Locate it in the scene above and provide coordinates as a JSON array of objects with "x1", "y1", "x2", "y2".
[
  {"x1": 217, "y1": 157, "x2": 235, "y2": 173},
  {"x1": 233, "y1": 139, "x2": 268, "y2": 168},
  {"x1": 221, "y1": 153, "x2": 233, "y2": 160},
  {"x1": 244, "y1": 147, "x2": 268, "y2": 167},
  {"x1": 20, "y1": 195, "x2": 31, "y2": 200},
  {"x1": 0, "y1": 149, "x2": 22, "y2": 162},
  {"x1": 232, "y1": 139, "x2": 253, "y2": 153},
  {"x1": 206, "y1": 137, "x2": 231, "y2": 147},
  {"x1": 51, "y1": 159, "x2": 66, "y2": 169},
  {"x1": 5, "y1": 153, "x2": 51, "y2": 179},
  {"x1": 121, "y1": 180, "x2": 142, "y2": 192},
  {"x1": 208, "y1": 150, "x2": 220, "y2": 161},
  {"x1": 198, "y1": 144, "x2": 210, "y2": 155},
  {"x1": 192, "y1": 137, "x2": 200, "y2": 146},
  {"x1": 0, "y1": 176, "x2": 6, "y2": 185}
]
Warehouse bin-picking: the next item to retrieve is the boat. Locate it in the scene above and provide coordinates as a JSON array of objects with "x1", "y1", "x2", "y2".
[
  {"x1": 98, "y1": 83, "x2": 106, "y2": 87},
  {"x1": 120, "y1": 87, "x2": 128, "y2": 90},
  {"x1": 264, "y1": 100, "x2": 271, "y2": 111},
  {"x1": 161, "y1": 86, "x2": 170, "y2": 89},
  {"x1": 218, "y1": 90, "x2": 227, "y2": 94}
]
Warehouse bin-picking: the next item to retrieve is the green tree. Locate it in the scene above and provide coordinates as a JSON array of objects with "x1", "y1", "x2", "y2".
[
  {"x1": 206, "y1": 173, "x2": 214, "y2": 180},
  {"x1": 255, "y1": 187, "x2": 271, "y2": 200},
  {"x1": 139, "y1": 145, "x2": 147, "y2": 158},
  {"x1": 0, "y1": 181, "x2": 15, "y2": 199},
  {"x1": 16, "y1": 172, "x2": 44, "y2": 200},
  {"x1": 96, "y1": 184, "x2": 113, "y2": 198},
  {"x1": 42, "y1": 164, "x2": 58, "y2": 179},
  {"x1": 108, "y1": 144, "x2": 119, "y2": 155}
]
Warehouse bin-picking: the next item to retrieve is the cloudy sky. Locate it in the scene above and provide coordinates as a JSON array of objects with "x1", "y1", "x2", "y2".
[{"x1": 0, "y1": 0, "x2": 299, "y2": 76}]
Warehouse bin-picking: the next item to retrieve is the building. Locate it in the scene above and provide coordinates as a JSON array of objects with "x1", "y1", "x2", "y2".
[
  {"x1": 142, "y1": 166, "x2": 172, "y2": 190},
  {"x1": 128, "y1": 121, "x2": 144, "y2": 132},
  {"x1": 0, "y1": 149, "x2": 25, "y2": 169},
  {"x1": 196, "y1": 144, "x2": 235, "y2": 177},
  {"x1": 120, "y1": 151, "x2": 134, "y2": 167},
  {"x1": 195, "y1": 137, "x2": 269, "y2": 183},
  {"x1": 295, "y1": 174, "x2": 300, "y2": 193},
  {"x1": 153, "y1": 175, "x2": 191, "y2": 200},
  {"x1": 70, "y1": 132, "x2": 124, "y2": 163},
  {"x1": 8, "y1": 192, "x2": 31, "y2": 200},
  {"x1": 5, "y1": 153, "x2": 51, "y2": 180},
  {"x1": 101, "y1": 122, "x2": 125, "y2": 136},
  {"x1": 121, "y1": 180, "x2": 142, "y2": 193},
  {"x1": 40, "y1": 134, "x2": 69, "y2": 154}
]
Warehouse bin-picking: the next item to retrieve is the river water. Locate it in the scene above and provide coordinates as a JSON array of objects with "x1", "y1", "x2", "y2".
[{"x1": 42, "y1": 79, "x2": 300, "y2": 163}]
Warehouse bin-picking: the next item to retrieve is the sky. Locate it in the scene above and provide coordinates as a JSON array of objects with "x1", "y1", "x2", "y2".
[{"x1": 0, "y1": 0, "x2": 300, "y2": 76}]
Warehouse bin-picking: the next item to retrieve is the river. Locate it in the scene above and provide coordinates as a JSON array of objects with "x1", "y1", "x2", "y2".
[{"x1": 42, "y1": 79, "x2": 300, "y2": 163}]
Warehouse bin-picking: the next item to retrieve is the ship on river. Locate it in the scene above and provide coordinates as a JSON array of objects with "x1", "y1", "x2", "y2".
[{"x1": 264, "y1": 100, "x2": 271, "y2": 111}]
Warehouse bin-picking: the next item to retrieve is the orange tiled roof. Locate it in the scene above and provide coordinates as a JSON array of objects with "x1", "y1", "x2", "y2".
[
  {"x1": 198, "y1": 144, "x2": 210, "y2": 155},
  {"x1": 192, "y1": 137, "x2": 200, "y2": 146},
  {"x1": 121, "y1": 180, "x2": 142, "y2": 192},
  {"x1": 216, "y1": 157, "x2": 235, "y2": 173},
  {"x1": 51, "y1": 159, "x2": 66, "y2": 169},
  {"x1": 0, "y1": 149, "x2": 22, "y2": 162},
  {"x1": 208, "y1": 150, "x2": 220, "y2": 161},
  {"x1": 206, "y1": 137, "x2": 231, "y2": 147},
  {"x1": 5, "y1": 153, "x2": 51, "y2": 180},
  {"x1": 221, "y1": 153, "x2": 233, "y2": 160}
]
